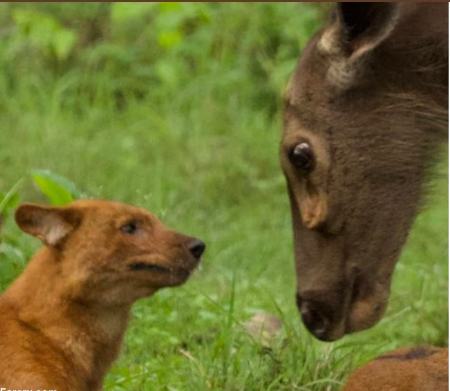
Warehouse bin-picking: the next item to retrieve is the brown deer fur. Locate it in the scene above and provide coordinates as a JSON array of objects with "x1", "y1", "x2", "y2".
[
  {"x1": 281, "y1": 3, "x2": 448, "y2": 341},
  {"x1": 343, "y1": 346, "x2": 448, "y2": 391},
  {"x1": 0, "y1": 200, "x2": 205, "y2": 390}
]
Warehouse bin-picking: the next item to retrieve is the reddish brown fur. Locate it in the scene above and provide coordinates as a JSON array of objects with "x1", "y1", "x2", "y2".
[
  {"x1": 281, "y1": 3, "x2": 448, "y2": 341},
  {"x1": 0, "y1": 200, "x2": 204, "y2": 390},
  {"x1": 343, "y1": 346, "x2": 448, "y2": 391}
]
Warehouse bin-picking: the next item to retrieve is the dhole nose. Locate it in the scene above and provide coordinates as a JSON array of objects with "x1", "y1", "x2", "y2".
[
  {"x1": 187, "y1": 239, "x2": 206, "y2": 261},
  {"x1": 296, "y1": 294, "x2": 331, "y2": 341}
]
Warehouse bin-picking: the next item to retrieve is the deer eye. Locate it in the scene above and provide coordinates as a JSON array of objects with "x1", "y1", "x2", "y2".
[
  {"x1": 289, "y1": 142, "x2": 314, "y2": 171},
  {"x1": 120, "y1": 221, "x2": 139, "y2": 235}
]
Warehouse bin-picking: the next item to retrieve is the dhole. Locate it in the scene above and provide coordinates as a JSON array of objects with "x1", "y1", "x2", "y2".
[
  {"x1": 343, "y1": 346, "x2": 448, "y2": 391},
  {"x1": 0, "y1": 200, "x2": 205, "y2": 390}
]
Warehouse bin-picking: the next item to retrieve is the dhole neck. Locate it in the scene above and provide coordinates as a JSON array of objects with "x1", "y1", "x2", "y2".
[{"x1": 4, "y1": 246, "x2": 132, "y2": 386}]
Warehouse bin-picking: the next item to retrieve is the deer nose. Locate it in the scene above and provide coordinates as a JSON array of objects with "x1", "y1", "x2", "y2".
[
  {"x1": 187, "y1": 239, "x2": 206, "y2": 261},
  {"x1": 296, "y1": 294, "x2": 331, "y2": 341}
]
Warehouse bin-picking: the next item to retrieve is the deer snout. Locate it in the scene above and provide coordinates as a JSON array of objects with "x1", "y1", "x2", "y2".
[
  {"x1": 297, "y1": 297, "x2": 329, "y2": 340},
  {"x1": 295, "y1": 292, "x2": 346, "y2": 341},
  {"x1": 347, "y1": 284, "x2": 389, "y2": 333}
]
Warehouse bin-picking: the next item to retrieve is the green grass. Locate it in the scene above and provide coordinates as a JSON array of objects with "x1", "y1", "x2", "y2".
[{"x1": 0, "y1": 3, "x2": 447, "y2": 390}]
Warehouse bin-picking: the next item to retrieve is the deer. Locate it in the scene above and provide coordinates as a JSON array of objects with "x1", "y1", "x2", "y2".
[{"x1": 280, "y1": 3, "x2": 448, "y2": 342}]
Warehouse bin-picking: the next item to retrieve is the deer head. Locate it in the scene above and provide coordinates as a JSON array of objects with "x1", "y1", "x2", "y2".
[{"x1": 281, "y1": 3, "x2": 447, "y2": 341}]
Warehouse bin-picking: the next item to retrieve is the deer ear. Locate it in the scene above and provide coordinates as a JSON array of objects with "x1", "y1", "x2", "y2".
[
  {"x1": 319, "y1": 3, "x2": 399, "y2": 86},
  {"x1": 15, "y1": 203, "x2": 81, "y2": 246}
]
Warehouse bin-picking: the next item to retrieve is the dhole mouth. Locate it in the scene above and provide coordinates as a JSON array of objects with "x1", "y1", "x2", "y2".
[
  {"x1": 128, "y1": 261, "x2": 196, "y2": 280},
  {"x1": 129, "y1": 262, "x2": 171, "y2": 273}
]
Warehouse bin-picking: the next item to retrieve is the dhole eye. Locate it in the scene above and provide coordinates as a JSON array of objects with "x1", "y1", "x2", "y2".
[
  {"x1": 120, "y1": 221, "x2": 138, "y2": 235},
  {"x1": 289, "y1": 142, "x2": 314, "y2": 171}
]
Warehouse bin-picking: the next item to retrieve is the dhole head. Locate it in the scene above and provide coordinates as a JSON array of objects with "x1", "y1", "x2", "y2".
[
  {"x1": 281, "y1": 3, "x2": 447, "y2": 341},
  {"x1": 15, "y1": 200, "x2": 205, "y2": 305}
]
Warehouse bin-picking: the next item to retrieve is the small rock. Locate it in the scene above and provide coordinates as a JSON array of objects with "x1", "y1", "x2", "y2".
[{"x1": 244, "y1": 312, "x2": 283, "y2": 346}]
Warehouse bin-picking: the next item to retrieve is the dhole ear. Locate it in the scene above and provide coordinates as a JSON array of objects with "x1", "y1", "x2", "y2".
[
  {"x1": 319, "y1": 3, "x2": 399, "y2": 86},
  {"x1": 15, "y1": 203, "x2": 81, "y2": 246}
]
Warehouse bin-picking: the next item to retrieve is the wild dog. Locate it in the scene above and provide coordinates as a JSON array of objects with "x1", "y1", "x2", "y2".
[
  {"x1": 343, "y1": 346, "x2": 448, "y2": 391},
  {"x1": 0, "y1": 200, "x2": 205, "y2": 390}
]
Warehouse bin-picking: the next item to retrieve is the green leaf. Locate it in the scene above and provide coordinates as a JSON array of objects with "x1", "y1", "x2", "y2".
[
  {"x1": 52, "y1": 29, "x2": 76, "y2": 61},
  {"x1": 31, "y1": 169, "x2": 80, "y2": 205},
  {"x1": 157, "y1": 30, "x2": 182, "y2": 49},
  {"x1": 111, "y1": 3, "x2": 157, "y2": 24},
  {"x1": 0, "y1": 179, "x2": 23, "y2": 216},
  {"x1": 12, "y1": 9, "x2": 76, "y2": 61}
]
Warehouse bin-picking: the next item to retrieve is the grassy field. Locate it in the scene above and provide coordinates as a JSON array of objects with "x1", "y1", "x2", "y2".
[{"x1": 0, "y1": 3, "x2": 447, "y2": 390}]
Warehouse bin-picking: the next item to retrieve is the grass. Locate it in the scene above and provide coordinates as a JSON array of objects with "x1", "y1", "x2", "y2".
[{"x1": 0, "y1": 3, "x2": 447, "y2": 390}]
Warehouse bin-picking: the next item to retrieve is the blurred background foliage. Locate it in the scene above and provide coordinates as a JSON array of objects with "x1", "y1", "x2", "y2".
[{"x1": 0, "y1": 3, "x2": 324, "y2": 115}]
